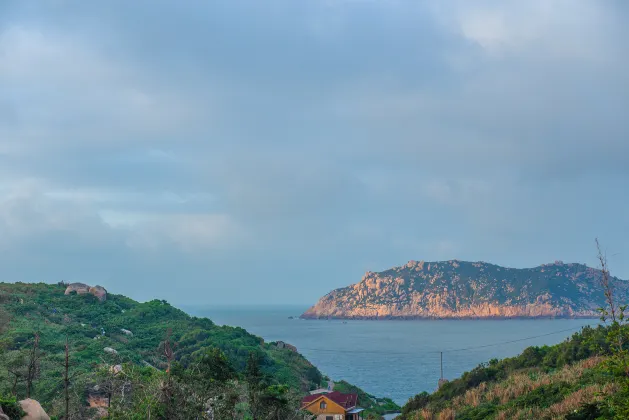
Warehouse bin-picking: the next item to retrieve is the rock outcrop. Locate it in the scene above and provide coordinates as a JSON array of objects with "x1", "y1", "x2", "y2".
[
  {"x1": 19, "y1": 399, "x2": 50, "y2": 420},
  {"x1": 109, "y1": 364, "x2": 123, "y2": 374},
  {"x1": 302, "y1": 260, "x2": 629, "y2": 319},
  {"x1": 87, "y1": 385, "x2": 110, "y2": 418},
  {"x1": 64, "y1": 283, "x2": 107, "y2": 302},
  {"x1": 89, "y1": 286, "x2": 107, "y2": 302},
  {"x1": 276, "y1": 341, "x2": 298, "y2": 352},
  {"x1": 64, "y1": 282, "x2": 90, "y2": 295}
]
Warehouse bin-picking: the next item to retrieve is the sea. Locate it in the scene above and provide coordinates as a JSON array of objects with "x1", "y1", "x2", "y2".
[{"x1": 184, "y1": 305, "x2": 596, "y2": 409}]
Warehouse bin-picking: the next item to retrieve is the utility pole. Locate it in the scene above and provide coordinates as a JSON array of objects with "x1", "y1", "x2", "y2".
[{"x1": 437, "y1": 351, "x2": 448, "y2": 390}]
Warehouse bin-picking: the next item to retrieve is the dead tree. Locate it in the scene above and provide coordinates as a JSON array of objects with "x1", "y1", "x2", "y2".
[
  {"x1": 596, "y1": 238, "x2": 629, "y2": 376},
  {"x1": 26, "y1": 332, "x2": 40, "y2": 398},
  {"x1": 596, "y1": 238, "x2": 618, "y2": 323},
  {"x1": 64, "y1": 336, "x2": 70, "y2": 419},
  {"x1": 54, "y1": 336, "x2": 86, "y2": 419},
  {"x1": 7, "y1": 367, "x2": 23, "y2": 397},
  {"x1": 158, "y1": 329, "x2": 177, "y2": 418}
]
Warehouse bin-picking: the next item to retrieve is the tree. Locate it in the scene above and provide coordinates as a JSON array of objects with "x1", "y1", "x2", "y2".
[
  {"x1": 596, "y1": 239, "x2": 629, "y2": 373},
  {"x1": 158, "y1": 329, "x2": 176, "y2": 418},
  {"x1": 100, "y1": 364, "x2": 164, "y2": 420},
  {"x1": 245, "y1": 352, "x2": 267, "y2": 420},
  {"x1": 242, "y1": 353, "x2": 311, "y2": 420},
  {"x1": 25, "y1": 332, "x2": 40, "y2": 398},
  {"x1": 60, "y1": 335, "x2": 85, "y2": 419},
  {"x1": 197, "y1": 348, "x2": 236, "y2": 388},
  {"x1": 64, "y1": 336, "x2": 70, "y2": 419},
  {"x1": 167, "y1": 347, "x2": 238, "y2": 419},
  {"x1": 595, "y1": 239, "x2": 629, "y2": 418},
  {"x1": 5, "y1": 332, "x2": 41, "y2": 400},
  {"x1": 191, "y1": 348, "x2": 237, "y2": 418},
  {"x1": 5, "y1": 351, "x2": 27, "y2": 397},
  {"x1": 263, "y1": 384, "x2": 290, "y2": 420}
]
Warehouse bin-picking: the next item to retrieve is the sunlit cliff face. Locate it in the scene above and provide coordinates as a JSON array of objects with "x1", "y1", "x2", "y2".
[{"x1": 302, "y1": 260, "x2": 627, "y2": 319}]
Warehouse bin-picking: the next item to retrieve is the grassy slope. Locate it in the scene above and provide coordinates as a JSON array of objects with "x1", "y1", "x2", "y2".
[
  {"x1": 0, "y1": 282, "x2": 398, "y2": 417},
  {"x1": 400, "y1": 325, "x2": 617, "y2": 419}
]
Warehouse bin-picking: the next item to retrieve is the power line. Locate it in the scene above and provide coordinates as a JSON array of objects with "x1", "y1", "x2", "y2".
[
  {"x1": 297, "y1": 346, "x2": 427, "y2": 356},
  {"x1": 296, "y1": 324, "x2": 596, "y2": 356},
  {"x1": 442, "y1": 325, "x2": 591, "y2": 353}
]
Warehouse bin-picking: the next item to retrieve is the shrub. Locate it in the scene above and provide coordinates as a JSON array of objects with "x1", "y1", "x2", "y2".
[{"x1": 0, "y1": 395, "x2": 25, "y2": 419}]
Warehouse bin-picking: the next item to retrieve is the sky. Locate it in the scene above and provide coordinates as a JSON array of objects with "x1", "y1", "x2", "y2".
[{"x1": 1, "y1": 1, "x2": 628, "y2": 305}]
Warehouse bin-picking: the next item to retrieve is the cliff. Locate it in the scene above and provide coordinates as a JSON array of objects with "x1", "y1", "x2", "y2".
[{"x1": 302, "y1": 260, "x2": 629, "y2": 319}]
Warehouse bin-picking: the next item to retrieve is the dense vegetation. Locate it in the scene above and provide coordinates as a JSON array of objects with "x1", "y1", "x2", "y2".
[
  {"x1": 0, "y1": 282, "x2": 397, "y2": 419},
  {"x1": 399, "y1": 249, "x2": 629, "y2": 419},
  {"x1": 334, "y1": 380, "x2": 401, "y2": 415},
  {"x1": 399, "y1": 325, "x2": 618, "y2": 419}
]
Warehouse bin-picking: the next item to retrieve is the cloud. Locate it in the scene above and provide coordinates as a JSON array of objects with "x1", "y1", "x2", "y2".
[
  {"x1": 0, "y1": 1, "x2": 627, "y2": 303},
  {"x1": 328, "y1": 1, "x2": 629, "y2": 181},
  {"x1": 104, "y1": 212, "x2": 247, "y2": 253},
  {"x1": 0, "y1": 179, "x2": 113, "y2": 245},
  {"x1": 0, "y1": 178, "x2": 241, "y2": 254},
  {"x1": 432, "y1": 0, "x2": 618, "y2": 59},
  {"x1": 0, "y1": 25, "x2": 213, "y2": 157}
]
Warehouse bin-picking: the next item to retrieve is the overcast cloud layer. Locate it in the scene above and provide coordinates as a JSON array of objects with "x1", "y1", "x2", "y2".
[{"x1": 1, "y1": 1, "x2": 628, "y2": 305}]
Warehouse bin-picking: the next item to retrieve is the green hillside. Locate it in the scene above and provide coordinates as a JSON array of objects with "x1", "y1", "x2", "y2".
[
  {"x1": 399, "y1": 325, "x2": 629, "y2": 419},
  {"x1": 0, "y1": 282, "x2": 398, "y2": 419}
]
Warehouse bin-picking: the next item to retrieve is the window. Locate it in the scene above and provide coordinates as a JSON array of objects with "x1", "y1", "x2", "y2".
[
  {"x1": 320, "y1": 401, "x2": 327, "y2": 410},
  {"x1": 326, "y1": 417, "x2": 333, "y2": 420}
]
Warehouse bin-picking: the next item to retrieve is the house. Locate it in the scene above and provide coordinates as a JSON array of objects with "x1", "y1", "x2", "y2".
[{"x1": 301, "y1": 391, "x2": 365, "y2": 420}]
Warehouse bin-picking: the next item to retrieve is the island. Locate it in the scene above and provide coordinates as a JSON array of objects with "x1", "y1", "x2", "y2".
[{"x1": 301, "y1": 260, "x2": 629, "y2": 319}]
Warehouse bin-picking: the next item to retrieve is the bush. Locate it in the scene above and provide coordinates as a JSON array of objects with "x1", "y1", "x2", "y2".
[
  {"x1": 564, "y1": 402, "x2": 604, "y2": 420},
  {"x1": 399, "y1": 325, "x2": 614, "y2": 420},
  {"x1": 0, "y1": 395, "x2": 25, "y2": 419}
]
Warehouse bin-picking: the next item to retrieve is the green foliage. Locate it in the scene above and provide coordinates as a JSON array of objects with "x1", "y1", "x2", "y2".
[
  {"x1": 334, "y1": 380, "x2": 399, "y2": 416},
  {"x1": 565, "y1": 402, "x2": 605, "y2": 420},
  {"x1": 0, "y1": 394, "x2": 25, "y2": 418},
  {"x1": 453, "y1": 402, "x2": 498, "y2": 420},
  {"x1": 593, "y1": 244, "x2": 629, "y2": 419},
  {"x1": 399, "y1": 325, "x2": 618, "y2": 419},
  {"x1": 512, "y1": 381, "x2": 571, "y2": 408},
  {"x1": 418, "y1": 325, "x2": 607, "y2": 413},
  {"x1": 400, "y1": 391, "x2": 429, "y2": 416},
  {"x1": 399, "y1": 245, "x2": 629, "y2": 420},
  {"x1": 0, "y1": 283, "x2": 310, "y2": 414},
  {"x1": 0, "y1": 281, "x2": 389, "y2": 419}
]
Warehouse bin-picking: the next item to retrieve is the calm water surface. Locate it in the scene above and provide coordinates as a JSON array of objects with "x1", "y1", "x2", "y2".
[{"x1": 184, "y1": 305, "x2": 596, "y2": 405}]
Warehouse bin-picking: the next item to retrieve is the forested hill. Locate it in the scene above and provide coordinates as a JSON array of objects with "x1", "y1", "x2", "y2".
[
  {"x1": 302, "y1": 260, "x2": 629, "y2": 319},
  {"x1": 0, "y1": 282, "x2": 320, "y2": 390},
  {"x1": 0, "y1": 282, "x2": 398, "y2": 419}
]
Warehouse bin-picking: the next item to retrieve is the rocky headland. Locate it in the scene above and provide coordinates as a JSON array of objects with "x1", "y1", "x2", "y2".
[{"x1": 302, "y1": 260, "x2": 629, "y2": 319}]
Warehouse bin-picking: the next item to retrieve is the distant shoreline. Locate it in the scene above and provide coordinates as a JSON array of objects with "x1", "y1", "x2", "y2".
[{"x1": 299, "y1": 314, "x2": 601, "y2": 321}]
